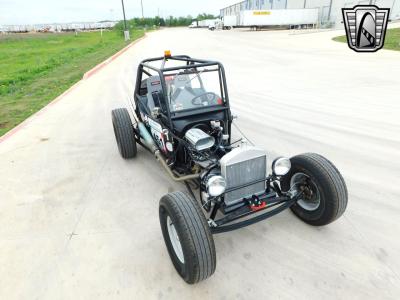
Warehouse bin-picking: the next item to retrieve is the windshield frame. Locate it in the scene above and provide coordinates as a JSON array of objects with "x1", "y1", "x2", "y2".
[{"x1": 163, "y1": 67, "x2": 224, "y2": 113}]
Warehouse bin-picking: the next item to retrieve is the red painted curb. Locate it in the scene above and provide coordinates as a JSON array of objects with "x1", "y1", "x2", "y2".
[{"x1": 0, "y1": 34, "x2": 147, "y2": 144}]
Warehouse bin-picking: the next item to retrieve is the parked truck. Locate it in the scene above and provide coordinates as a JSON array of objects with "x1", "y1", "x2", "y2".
[
  {"x1": 199, "y1": 19, "x2": 220, "y2": 28},
  {"x1": 240, "y1": 9, "x2": 318, "y2": 28},
  {"x1": 188, "y1": 21, "x2": 198, "y2": 28},
  {"x1": 208, "y1": 17, "x2": 236, "y2": 31},
  {"x1": 189, "y1": 19, "x2": 220, "y2": 28},
  {"x1": 217, "y1": 9, "x2": 318, "y2": 30}
]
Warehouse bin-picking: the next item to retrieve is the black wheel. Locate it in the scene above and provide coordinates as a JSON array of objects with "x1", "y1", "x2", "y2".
[
  {"x1": 111, "y1": 108, "x2": 137, "y2": 159},
  {"x1": 159, "y1": 191, "x2": 216, "y2": 284},
  {"x1": 281, "y1": 153, "x2": 348, "y2": 226}
]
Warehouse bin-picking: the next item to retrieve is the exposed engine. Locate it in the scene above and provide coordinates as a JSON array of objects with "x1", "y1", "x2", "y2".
[
  {"x1": 180, "y1": 121, "x2": 266, "y2": 208},
  {"x1": 180, "y1": 121, "x2": 227, "y2": 167},
  {"x1": 185, "y1": 128, "x2": 215, "y2": 151},
  {"x1": 184, "y1": 120, "x2": 227, "y2": 150}
]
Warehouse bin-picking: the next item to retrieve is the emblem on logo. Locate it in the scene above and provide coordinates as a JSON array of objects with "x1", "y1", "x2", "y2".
[{"x1": 342, "y1": 5, "x2": 390, "y2": 52}]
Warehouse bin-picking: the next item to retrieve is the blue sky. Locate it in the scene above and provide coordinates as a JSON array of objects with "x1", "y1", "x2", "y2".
[{"x1": 0, "y1": 0, "x2": 235, "y2": 25}]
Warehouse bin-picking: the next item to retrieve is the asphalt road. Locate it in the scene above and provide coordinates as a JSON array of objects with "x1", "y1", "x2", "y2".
[{"x1": 1, "y1": 28, "x2": 400, "y2": 300}]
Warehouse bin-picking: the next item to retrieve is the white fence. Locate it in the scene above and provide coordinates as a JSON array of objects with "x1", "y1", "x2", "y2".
[{"x1": 0, "y1": 22, "x2": 118, "y2": 33}]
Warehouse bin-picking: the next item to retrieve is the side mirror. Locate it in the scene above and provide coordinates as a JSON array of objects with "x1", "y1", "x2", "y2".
[
  {"x1": 151, "y1": 107, "x2": 162, "y2": 119},
  {"x1": 231, "y1": 111, "x2": 238, "y2": 120}
]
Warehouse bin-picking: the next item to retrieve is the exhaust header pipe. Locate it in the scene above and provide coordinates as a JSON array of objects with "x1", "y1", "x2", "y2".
[
  {"x1": 155, "y1": 151, "x2": 200, "y2": 182},
  {"x1": 138, "y1": 122, "x2": 200, "y2": 182}
]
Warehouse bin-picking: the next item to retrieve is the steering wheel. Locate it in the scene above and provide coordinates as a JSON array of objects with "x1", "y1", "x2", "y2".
[{"x1": 191, "y1": 92, "x2": 218, "y2": 106}]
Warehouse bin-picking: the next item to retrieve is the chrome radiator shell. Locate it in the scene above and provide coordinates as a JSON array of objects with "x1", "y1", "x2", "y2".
[{"x1": 220, "y1": 145, "x2": 267, "y2": 206}]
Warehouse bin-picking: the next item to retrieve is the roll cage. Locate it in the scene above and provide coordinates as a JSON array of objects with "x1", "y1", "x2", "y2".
[{"x1": 134, "y1": 55, "x2": 232, "y2": 137}]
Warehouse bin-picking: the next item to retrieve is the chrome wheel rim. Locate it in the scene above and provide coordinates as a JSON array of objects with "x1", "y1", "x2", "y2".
[
  {"x1": 166, "y1": 216, "x2": 184, "y2": 263},
  {"x1": 290, "y1": 172, "x2": 321, "y2": 211}
]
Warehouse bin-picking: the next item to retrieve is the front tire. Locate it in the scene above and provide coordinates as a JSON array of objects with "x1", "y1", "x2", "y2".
[
  {"x1": 281, "y1": 153, "x2": 348, "y2": 226},
  {"x1": 111, "y1": 108, "x2": 137, "y2": 159},
  {"x1": 159, "y1": 191, "x2": 216, "y2": 284}
]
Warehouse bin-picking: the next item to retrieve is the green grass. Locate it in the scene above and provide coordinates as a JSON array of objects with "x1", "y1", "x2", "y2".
[
  {"x1": 333, "y1": 27, "x2": 400, "y2": 51},
  {"x1": 0, "y1": 30, "x2": 144, "y2": 136}
]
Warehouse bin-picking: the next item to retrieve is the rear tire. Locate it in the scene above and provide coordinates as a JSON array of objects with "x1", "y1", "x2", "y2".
[
  {"x1": 281, "y1": 153, "x2": 348, "y2": 226},
  {"x1": 159, "y1": 191, "x2": 216, "y2": 284},
  {"x1": 111, "y1": 108, "x2": 137, "y2": 159}
]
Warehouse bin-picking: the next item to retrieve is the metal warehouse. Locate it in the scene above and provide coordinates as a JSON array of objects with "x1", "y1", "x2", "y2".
[{"x1": 220, "y1": 0, "x2": 400, "y2": 27}]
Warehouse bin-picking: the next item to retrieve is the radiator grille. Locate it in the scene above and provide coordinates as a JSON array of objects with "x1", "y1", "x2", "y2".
[{"x1": 221, "y1": 147, "x2": 266, "y2": 206}]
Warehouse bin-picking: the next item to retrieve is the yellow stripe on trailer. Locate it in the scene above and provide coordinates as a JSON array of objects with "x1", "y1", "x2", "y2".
[{"x1": 253, "y1": 11, "x2": 271, "y2": 15}]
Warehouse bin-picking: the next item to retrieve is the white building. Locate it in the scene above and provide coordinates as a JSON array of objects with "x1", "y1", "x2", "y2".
[{"x1": 220, "y1": 0, "x2": 400, "y2": 27}]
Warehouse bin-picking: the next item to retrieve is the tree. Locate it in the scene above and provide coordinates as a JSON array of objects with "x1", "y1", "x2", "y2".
[
  {"x1": 114, "y1": 14, "x2": 194, "y2": 33},
  {"x1": 197, "y1": 13, "x2": 218, "y2": 21}
]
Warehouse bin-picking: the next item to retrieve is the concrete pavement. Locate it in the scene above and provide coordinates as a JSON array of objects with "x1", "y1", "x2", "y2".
[{"x1": 1, "y1": 28, "x2": 400, "y2": 299}]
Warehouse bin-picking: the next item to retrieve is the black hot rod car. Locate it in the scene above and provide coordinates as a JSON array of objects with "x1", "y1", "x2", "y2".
[{"x1": 111, "y1": 52, "x2": 348, "y2": 284}]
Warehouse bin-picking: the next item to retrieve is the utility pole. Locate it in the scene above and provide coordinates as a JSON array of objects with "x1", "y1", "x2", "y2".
[
  {"x1": 141, "y1": 0, "x2": 144, "y2": 19},
  {"x1": 121, "y1": 0, "x2": 130, "y2": 41},
  {"x1": 391, "y1": 0, "x2": 397, "y2": 19},
  {"x1": 327, "y1": 0, "x2": 333, "y2": 24}
]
